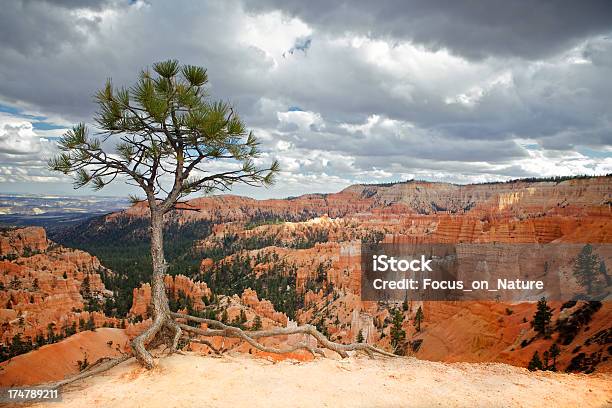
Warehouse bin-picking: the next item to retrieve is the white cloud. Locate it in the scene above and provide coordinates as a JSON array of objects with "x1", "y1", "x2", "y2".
[
  {"x1": 239, "y1": 10, "x2": 312, "y2": 68},
  {"x1": 277, "y1": 110, "x2": 324, "y2": 131},
  {"x1": 0, "y1": 117, "x2": 42, "y2": 154},
  {"x1": 515, "y1": 149, "x2": 612, "y2": 177}
]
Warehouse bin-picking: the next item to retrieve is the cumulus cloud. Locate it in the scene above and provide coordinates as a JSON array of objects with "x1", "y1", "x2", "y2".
[
  {"x1": 0, "y1": 119, "x2": 42, "y2": 154},
  {"x1": 0, "y1": 113, "x2": 64, "y2": 187}
]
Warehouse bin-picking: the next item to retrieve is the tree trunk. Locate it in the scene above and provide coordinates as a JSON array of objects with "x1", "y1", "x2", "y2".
[
  {"x1": 149, "y1": 210, "x2": 170, "y2": 321},
  {"x1": 131, "y1": 208, "x2": 181, "y2": 369}
]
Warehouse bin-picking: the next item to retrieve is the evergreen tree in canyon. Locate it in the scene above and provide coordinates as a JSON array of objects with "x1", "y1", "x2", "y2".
[
  {"x1": 548, "y1": 343, "x2": 560, "y2": 371},
  {"x1": 413, "y1": 306, "x2": 424, "y2": 332},
  {"x1": 527, "y1": 351, "x2": 543, "y2": 371},
  {"x1": 390, "y1": 309, "x2": 406, "y2": 354},
  {"x1": 573, "y1": 244, "x2": 604, "y2": 296},
  {"x1": 49, "y1": 60, "x2": 278, "y2": 369},
  {"x1": 532, "y1": 297, "x2": 553, "y2": 338}
]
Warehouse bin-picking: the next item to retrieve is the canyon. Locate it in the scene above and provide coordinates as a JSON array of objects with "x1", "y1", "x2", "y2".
[
  {"x1": 0, "y1": 227, "x2": 121, "y2": 351},
  {"x1": 1, "y1": 176, "x2": 611, "y2": 386}
]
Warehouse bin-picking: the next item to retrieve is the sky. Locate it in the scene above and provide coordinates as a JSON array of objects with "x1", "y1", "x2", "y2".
[{"x1": 0, "y1": 0, "x2": 611, "y2": 199}]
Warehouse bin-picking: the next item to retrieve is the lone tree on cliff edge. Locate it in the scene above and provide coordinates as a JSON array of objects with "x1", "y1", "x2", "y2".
[
  {"x1": 49, "y1": 60, "x2": 278, "y2": 368},
  {"x1": 50, "y1": 60, "x2": 393, "y2": 371}
]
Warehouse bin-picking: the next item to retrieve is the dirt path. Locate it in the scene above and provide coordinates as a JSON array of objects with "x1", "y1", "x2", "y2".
[{"x1": 31, "y1": 353, "x2": 611, "y2": 408}]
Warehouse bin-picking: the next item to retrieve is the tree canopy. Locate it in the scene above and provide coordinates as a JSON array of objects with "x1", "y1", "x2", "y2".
[{"x1": 49, "y1": 59, "x2": 279, "y2": 212}]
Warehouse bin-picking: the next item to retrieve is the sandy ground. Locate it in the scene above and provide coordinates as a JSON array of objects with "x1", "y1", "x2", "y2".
[{"x1": 25, "y1": 352, "x2": 611, "y2": 408}]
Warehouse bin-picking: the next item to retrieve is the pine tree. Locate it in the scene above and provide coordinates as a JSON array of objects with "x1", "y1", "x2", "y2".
[
  {"x1": 390, "y1": 309, "x2": 406, "y2": 354},
  {"x1": 104, "y1": 298, "x2": 115, "y2": 317},
  {"x1": 548, "y1": 343, "x2": 560, "y2": 371},
  {"x1": 48, "y1": 60, "x2": 278, "y2": 369},
  {"x1": 573, "y1": 244, "x2": 603, "y2": 295},
  {"x1": 413, "y1": 306, "x2": 424, "y2": 332},
  {"x1": 542, "y1": 350, "x2": 550, "y2": 369},
  {"x1": 47, "y1": 323, "x2": 56, "y2": 343},
  {"x1": 357, "y1": 329, "x2": 365, "y2": 343},
  {"x1": 87, "y1": 315, "x2": 96, "y2": 331},
  {"x1": 252, "y1": 315, "x2": 262, "y2": 331},
  {"x1": 532, "y1": 297, "x2": 553, "y2": 338},
  {"x1": 402, "y1": 295, "x2": 409, "y2": 312},
  {"x1": 528, "y1": 351, "x2": 543, "y2": 371},
  {"x1": 80, "y1": 276, "x2": 91, "y2": 300},
  {"x1": 9, "y1": 333, "x2": 25, "y2": 356}
]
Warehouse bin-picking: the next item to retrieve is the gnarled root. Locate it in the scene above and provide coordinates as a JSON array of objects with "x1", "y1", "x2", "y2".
[
  {"x1": 131, "y1": 313, "x2": 183, "y2": 369},
  {"x1": 45, "y1": 311, "x2": 395, "y2": 389},
  {"x1": 171, "y1": 312, "x2": 396, "y2": 359}
]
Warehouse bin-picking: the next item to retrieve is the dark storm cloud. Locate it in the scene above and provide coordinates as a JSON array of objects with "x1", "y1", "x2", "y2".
[
  {"x1": 244, "y1": 0, "x2": 612, "y2": 60},
  {"x1": 38, "y1": 0, "x2": 113, "y2": 8},
  {"x1": 0, "y1": 1, "x2": 271, "y2": 121},
  {"x1": 0, "y1": 0, "x2": 117, "y2": 56}
]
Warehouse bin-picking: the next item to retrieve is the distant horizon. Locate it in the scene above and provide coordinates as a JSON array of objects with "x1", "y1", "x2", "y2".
[{"x1": 1, "y1": 173, "x2": 609, "y2": 202}]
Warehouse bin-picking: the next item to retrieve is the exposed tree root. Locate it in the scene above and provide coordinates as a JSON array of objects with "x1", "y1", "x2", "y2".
[
  {"x1": 40, "y1": 311, "x2": 395, "y2": 390},
  {"x1": 131, "y1": 314, "x2": 166, "y2": 369},
  {"x1": 48, "y1": 355, "x2": 133, "y2": 389},
  {"x1": 171, "y1": 312, "x2": 396, "y2": 359},
  {"x1": 185, "y1": 338, "x2": 223, "y2": 354}
]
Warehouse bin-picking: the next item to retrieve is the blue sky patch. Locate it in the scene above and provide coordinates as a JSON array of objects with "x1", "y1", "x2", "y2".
[{"x1": 0, "y1": 103, "x2": 64, "y2": 129}]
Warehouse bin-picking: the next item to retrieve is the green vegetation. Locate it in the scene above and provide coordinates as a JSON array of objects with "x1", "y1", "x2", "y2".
[
  {"x1": 390, "y1": 308, "x2": 406, "y2": 355},
  {"x1": 548, "y1": 343, "x2": 560, "y2": 371},
  {"x1": 202, "y1": 251, "x2": 332, "y2": 320},
  {"x1": 244, "y1": 217, "x2": 285, "y2": 230},
  {"x1": 77, "y1": 353, "x2": 89, "y2": 371},
  {"x1": 573, "y1": 244, "x2": 607, "y2": 296},
  {"x1": 361, "y1": 174, "x2": 609, "y2": 189},
  {"x1": 527, "y1": 351, "x2": 543, "y2": 371},
  {"x1": 53, "y1": 217, "x2": 214, "y2": 317},
  {"x1": 0, "y1": 316, "x2": 112, "y2": 363},
  {"x1": 413, "y1": 306, "x2": 424, "y2": 332},
  {"x1": 203, "y1": 228, "x2": 329, "y2": 262},
  {"x1": 252, "y1": 315, "x2": 262, "y2": 331},
  {"x1": 527, "y1": 343, "x2": 562, "y2": 372},
  {"x1": 532, "y1": 297, "x2": 553, "y2": 338}
]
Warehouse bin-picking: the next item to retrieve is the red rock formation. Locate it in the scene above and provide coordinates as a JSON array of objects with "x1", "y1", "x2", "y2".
[
  {"x1": 108, "y1": 176, "x2": 611, "y2": 227},
  {"x1": 0, "y1": 228, "x2": 118, "y2": 348},
  {"x1": 129, "y1": 274, "x2": 212, "y2": 318},
  {"x1": 241, "y1": 288, "x2": 288, "y2": 325},
  {"x1": 0, "y1": 226, "x2": 48, "y2": 257},
  {"x1": 6, "y1": 177, "x2": 611, "y2": 372}
]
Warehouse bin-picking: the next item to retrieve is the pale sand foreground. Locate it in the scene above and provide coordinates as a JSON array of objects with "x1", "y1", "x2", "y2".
[{"x1": 31, "y1": 353, "x2": 611, "y2": 408}]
